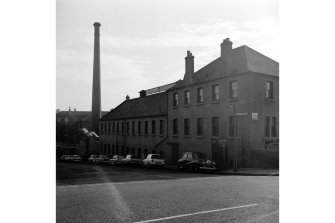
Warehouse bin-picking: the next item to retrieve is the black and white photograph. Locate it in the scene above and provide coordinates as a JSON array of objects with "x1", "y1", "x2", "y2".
[
  {"x1": 3, "y1": 0, "x2": 335, "y2": 222},
  {"x1": 56, "y1": 0, "x2": 279, "y2": 222}
]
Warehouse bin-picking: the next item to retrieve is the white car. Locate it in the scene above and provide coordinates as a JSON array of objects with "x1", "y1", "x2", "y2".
[
  {"x1": 72, "y1": 155, "x2": 82, "y2": 162},
  {"x1": 122, "y1": 154, "x2": 143, "y2": 166},
  {"x1": 60, "y1": 155, "x2": 72, "y2": 162},
  {"x1": 143, "y1": 154, "x2": 165, "y2": 167},
  {"x1": 109, "y1": 155, "x2": 124, "y2": 165},
  {"x1": 88, "y1": 155, "x2": 100, "y2": 164}
]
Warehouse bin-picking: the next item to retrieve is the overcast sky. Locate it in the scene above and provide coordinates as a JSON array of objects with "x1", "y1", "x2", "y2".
[{"x1": 57, "y1": 0, "x2": 278, "y2": 111}]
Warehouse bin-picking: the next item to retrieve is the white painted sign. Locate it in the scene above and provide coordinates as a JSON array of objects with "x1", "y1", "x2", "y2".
[{"x1": 252, "y1": 113, "x2": 258, "y2": 120}]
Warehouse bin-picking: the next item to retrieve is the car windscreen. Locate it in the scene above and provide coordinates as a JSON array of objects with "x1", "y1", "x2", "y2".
[
  {"x1": 194, "y1": 153, "x2": 206, "y2": 159},
  {"x1": 151, "y1": 155, "x2": 161, "y2": 159}
]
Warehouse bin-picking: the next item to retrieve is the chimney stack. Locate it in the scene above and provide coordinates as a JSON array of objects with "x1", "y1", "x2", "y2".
[
  {"x1": 91, "y1": 22, "x2": 102, "y2": 134},
  {"x1": 139, "y1": 90, "x2": 146, "y2": 98},
  {"x1": 126, "y1": 95, "x2": 130, "y2": 100},
  {"x1": 183, "y1": 51, "x2": 195, "y2": 84},
  {"x1": 220, "y1": 38, "x2": 233, "y2": 57}
]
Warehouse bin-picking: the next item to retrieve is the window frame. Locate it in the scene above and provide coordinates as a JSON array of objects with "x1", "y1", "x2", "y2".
[
  {"x1": 197, "y1": 118, "x2": 204, "y2": 136},
  {"x1": 173, "y1": 92, "x2": 179, "y2": 107},
  {"x1": 197, "y1": 87, "x2": 204, "y2": 103},
  {"x1": 184, "y1": 90, "x2": 190, "y2": 105},
  {"x1": 212, "y1": 85, "x2": 220, "y2": 101}
]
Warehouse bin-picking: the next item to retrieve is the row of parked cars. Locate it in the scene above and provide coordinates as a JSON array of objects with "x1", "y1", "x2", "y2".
[
  {"x1": 88, "y1": 154, "x2": 165, "y2": 167},
  {"x1": 60, "y1": 152, "x2": 217, "y2": 172}
]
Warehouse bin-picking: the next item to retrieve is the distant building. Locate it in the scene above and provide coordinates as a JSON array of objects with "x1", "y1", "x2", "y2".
[
  {"x1": 99, "y1": 38, "x2": 279, "y2": 169},
  {"x1": 56, "y1": 108, "x2": 108, "y2": 157}
]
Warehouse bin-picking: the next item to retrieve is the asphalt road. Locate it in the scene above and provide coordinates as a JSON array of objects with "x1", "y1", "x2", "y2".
[{"x1": 56, "y1": 162, "x2": 279, "y2": 223}]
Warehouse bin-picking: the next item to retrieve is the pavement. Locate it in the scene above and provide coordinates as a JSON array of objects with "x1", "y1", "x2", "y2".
[
  {"x1": 163, "y1": 165, "x2": 279, "y2": 176},
  {"x1": 56, "y1": 162, "x2": 279, "y2": 223}
]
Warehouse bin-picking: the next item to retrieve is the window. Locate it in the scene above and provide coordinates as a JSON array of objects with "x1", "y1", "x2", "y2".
[
  {"x1": 112, "y1": 145, "x2": 115, "y2": 155},
  {"x1": 212, "y1": 117, "x2": 219, "y2": 137},
  {"x1": 100, "y1": 123, "x2": 103, "y2": 132},
  {"x1": 121, "y1": 146, "x2": 125, "y2": 156},
  {"x1": 212, "y1": 85, "x2": 220, "y2": 101},
  {"x1": 138, "y1": 148, "x2": 141, "y2": 157},
  {"x1": 266, "y1": 81, "x2": 274, "y2": 99},
  {"x1": 121, "y1": 122, "x2": 124, "y2": 133},
  {"x1": 160, "y1": 120, "x2": 164, "y2": 135},
  {"x1": 112, "y1": 122, "x2": 115, "y2": 133},
  {"x1": 184, "y1": 90, "x2": 190, "y2": 105},
  {"x1": 152, "y1": 120, "x2": 156, "y2": 135},
  {"x1": 116, "y1": 145, "x2": 119, "y2": 155},
  {"x1": 184, "y1": 119, "x2": 190, "y2": 136},
  {"x1": 197, "y1": 88, "x2": 204, "y2": 103},
  {"x1": 104, "y1": 123, "x2": 107, "y2": 133},
  {"x1": 126, "y1": 122, "x2": 130, "y2": 134},
  {"x1": 197, "y1": 118, "x2": 203, "y2": 136},
  {"x1": 126, "y1": 146, "x2": 129, "y2": 154},
  {"x1": 229, "y1": 116, "x2": 237, "y2": 137},
  {"x1": 132, "y1": 121, "x2": 135, "y2": 135},
  {"x1": 144, "y1": 149, "x2": 148, "y2": 157},
  {"x1": 144, "y1": 121, "x2": 148, "y2": 135},
  {"x1": 138, "y1": 121, "x2": 141, "y2": 134},
  {"x1": 132, "y1": 148, "x2": 135, "y2": 155},
  {"x1": 230, "y1": 81, "x2": 238, "y2": 98},
  {"x1": 173, "y1": 92, "x2": 179, "y2": 106},
  {"x1": 173, "y1": 119, "x2": 178, "y2": 135},
  {"x1": 117, "y1": 122, "x2": 119, "y2": 133},
  {"x1": 108, "y1": 144, "x2": 110, "y2": 154},
  {"x1": 265, "y1": 116, "x2": 277, "y2": 137},
  {"x1": 108, "y1": 123, "x2": 111, "y2": 134},
  {"x1": 104, "y1": 144, "x2": 106, "y2": 154}
]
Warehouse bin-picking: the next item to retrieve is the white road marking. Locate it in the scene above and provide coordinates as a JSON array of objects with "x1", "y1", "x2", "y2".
[{"x1": 132, "y1": 204, "x2": 259, "y2": 223}]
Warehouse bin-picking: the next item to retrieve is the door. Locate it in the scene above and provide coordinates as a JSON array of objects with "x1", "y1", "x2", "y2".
[{"x1": 212, "y1": 139, "x2": 229, "y2": 171}]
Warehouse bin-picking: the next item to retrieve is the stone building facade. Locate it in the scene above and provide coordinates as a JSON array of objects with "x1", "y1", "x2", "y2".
[
  {"x1": 99, "y1": 38, "x2": 279, "y2": 168},
  {"x1": 166, "y1": 38, "x2": 279, "y2": 168},
  {"x1": 99, "y1": 91, "x2": 170, "y2": 159}
]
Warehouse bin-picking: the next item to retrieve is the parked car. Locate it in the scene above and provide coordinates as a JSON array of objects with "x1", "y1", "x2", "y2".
[
  {"x1": 109, "y1": 155, "x2": 124, "y2": 165},
  {"x1": 122, "y1": 154, "x2": 143, "y2": 166},
  {"x1": 60, "y1": 155, "x2": 72, "y2": 162},
  {"x1": 88, "y1": 155, "x2": 100, "y2": 164},
  {"x1": 143, "y1": 154, "x2": 165, "y2": 168},
  {"x1": 72, "y1": 155, "x2": 82, "y2": 162},
  {"x1": 176, "y1": 152, "x2": 217, "y2": 172},
  {"x1": 99, "y1": 155, "x2": 110, "y2": 164}
]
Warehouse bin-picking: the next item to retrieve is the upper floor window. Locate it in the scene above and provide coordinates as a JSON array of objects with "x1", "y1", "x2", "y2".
[
  {"x1": 144, "y1": 121, "x2": 148, "y2": 135},
  {"x1": 184, "y1": 90, "x2": 190, "y2": 105},
  {"x1": 108, "y1": 123, "x2": 111, "y2": 134},
  {"x1": 160, "y1": 120, "x2": 164, "y2": 135},
  {"x1": 112, "y1": 122, "x2": 115, "y2": 133},
  {"x1": 212, "y1": 117, "x2": 219, "y2": 137},
  {"x1": 116, "y1": 122, "x2": 119, "y2": 133},
  {"x1": 197, "y1": 88, "x2": 204, "y2": 103},
  {"x1": 173, "y1": 119, "x2": 178, "y2": 135},
  {"x1": 173, "y1": 92, "x2": 179, "y2": 107},
  {"x1": 197, "y1": 118, "x2": 204, "y2": 136},
  {"x1": 212, "y1": 85, "x2": 220, "y2": 101},
  {"x1": 100, "y1": 123, "x2": 103, "y2": 132},
  {"x1": 265, "y1": 116, "x2": 277, "y2": 137},
  {"x1": 266, "y1": 81, "x2": 274, "y2": 99},
  {"x1": 230, "y1": 81, "x2": 238, "y2": 98},
  {"x1": 184, "y1": 119, "x2": 190, "y2": 136},
  {"x1": 121, "y1": 122, "x2": 124, "y2": 133},
  {"x1": 152, "y1": 120, "x2": 156, "y2": 135},
  {"x1": 138, "y1": 121, "x2": 142, "y2": 134}
]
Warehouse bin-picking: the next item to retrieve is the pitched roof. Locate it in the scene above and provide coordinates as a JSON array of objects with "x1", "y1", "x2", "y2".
[
  {"x1": 101, "y1": 92, "x2": 167, "y2": 121},
  {"x1": 170, "y1": 45, "x2": 279, "y2": 90}
]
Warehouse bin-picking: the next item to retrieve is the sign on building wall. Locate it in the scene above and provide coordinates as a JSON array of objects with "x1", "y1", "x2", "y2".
[
  {"x1": 265, "y1": 138, "x2": 279, "y2": 150},
  {"x1": 251, "y1": 113, "x2": 258, "y2": 120}
]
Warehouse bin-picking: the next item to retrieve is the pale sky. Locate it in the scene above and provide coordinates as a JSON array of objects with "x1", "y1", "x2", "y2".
[{"x1": 57, "y1": 0, "x2": 278, "y2": 111}]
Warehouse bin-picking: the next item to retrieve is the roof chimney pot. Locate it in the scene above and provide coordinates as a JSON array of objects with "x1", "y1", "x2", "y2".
[
  {"x1": 126, "y1": 95, "x2": 130, "y2": 100},
  {"x1": 220, "y1": 38, "x2": 233, "y2": 57},
  {"x1": 139, "y1": 90, "x2": 146, "y2": 98}
]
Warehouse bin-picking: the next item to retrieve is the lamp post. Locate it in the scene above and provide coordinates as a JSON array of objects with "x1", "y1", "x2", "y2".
[
  {"x1": 229, "y1": 104, "x2": 248, "y2": 172},
  {"x1": 229, "y1": 104, "x2": 238, "y2": 172}
]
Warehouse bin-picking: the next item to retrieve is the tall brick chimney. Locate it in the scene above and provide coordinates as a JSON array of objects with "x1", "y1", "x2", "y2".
[
  {"x1": 183, "y1": 50, "x2": 195, "y2": 84},
  {"x1": 91, "y1": 22, "x2": 101, "y2": 134}
]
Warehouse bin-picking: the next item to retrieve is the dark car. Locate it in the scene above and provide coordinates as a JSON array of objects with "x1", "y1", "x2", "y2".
[{"x1": 177, "y1": 152, "x2": 217, "y2": 172}]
